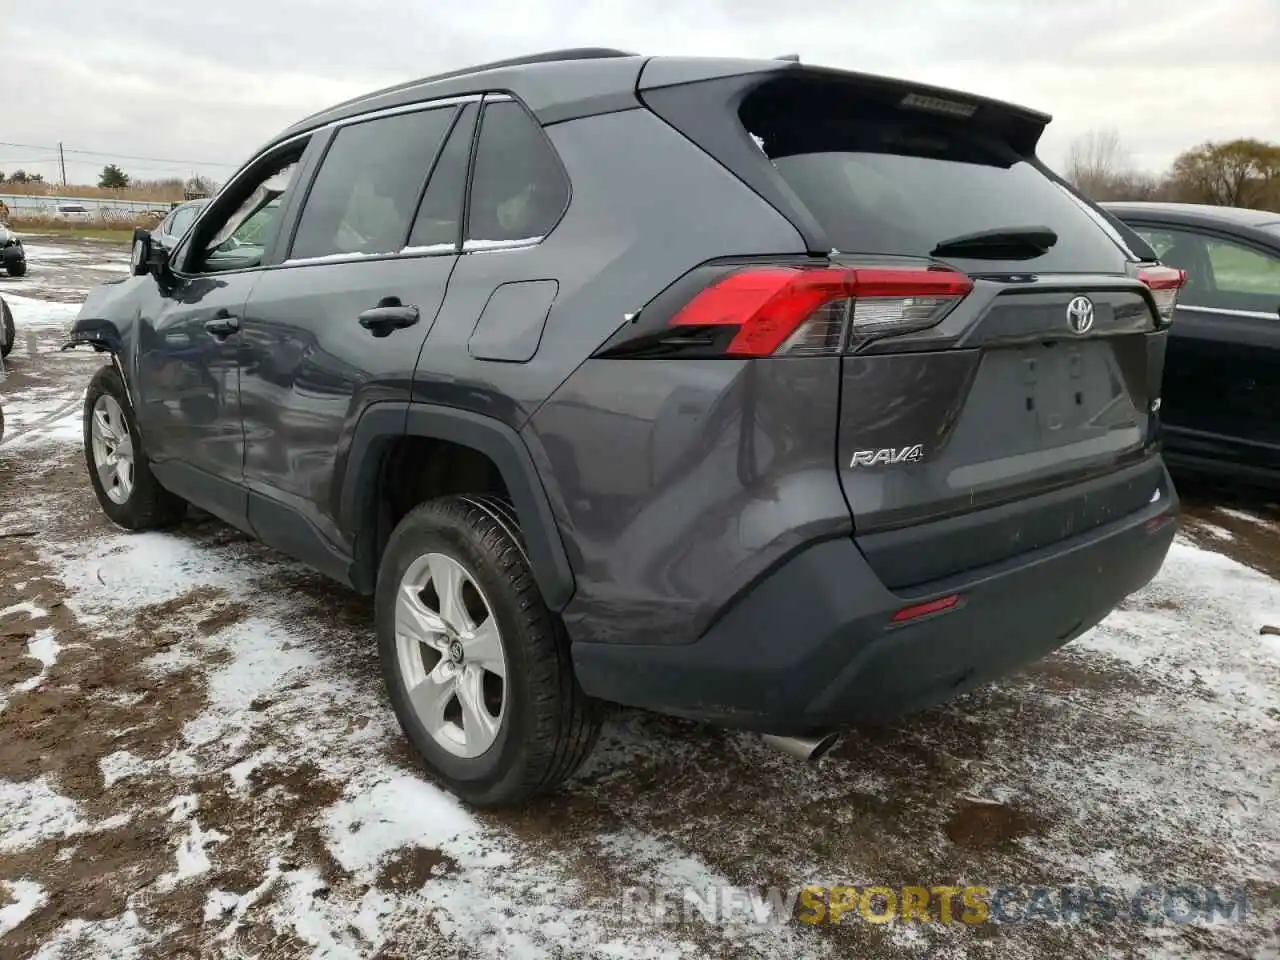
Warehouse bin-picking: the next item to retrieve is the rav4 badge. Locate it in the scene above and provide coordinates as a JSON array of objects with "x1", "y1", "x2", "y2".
[{"x1": 849, "y1": 444, "x2": 924, "y2": 468}]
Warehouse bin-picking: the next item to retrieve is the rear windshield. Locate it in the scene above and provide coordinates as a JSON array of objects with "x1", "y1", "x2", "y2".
[{"x1": 741, "y1": 81, "x2": 1132, "y2": 274}]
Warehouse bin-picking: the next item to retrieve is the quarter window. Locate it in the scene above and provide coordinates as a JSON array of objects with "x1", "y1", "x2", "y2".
[
  {"x1": 465, "y1": 100, "x2": 569, "y2": 246},
  {"x1": 290, "y1": 107, "x2": 455, "y2": 261}
]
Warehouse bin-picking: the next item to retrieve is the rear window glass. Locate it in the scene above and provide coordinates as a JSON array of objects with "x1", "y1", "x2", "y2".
[{"x1": 741, "y1": 83, "x2": 1130, "y2": 274}]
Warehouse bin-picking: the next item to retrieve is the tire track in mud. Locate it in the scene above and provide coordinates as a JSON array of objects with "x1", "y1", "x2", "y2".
[{"x1": 0, "y1": 395, "x2": 83, "y2": 449}]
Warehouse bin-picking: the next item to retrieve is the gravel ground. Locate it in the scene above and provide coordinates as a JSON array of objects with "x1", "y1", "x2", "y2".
[{"x1": 1, "y1": 238, "x2": 1277, "y2": 959}]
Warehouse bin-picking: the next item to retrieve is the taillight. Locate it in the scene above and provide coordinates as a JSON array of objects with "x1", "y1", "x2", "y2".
[
  {"x1": 672, "y1": 265, "x2": 972, "y2": 357},
  {"x1": 599, "y1": 264, "x2": 973, "y2": 360},
  {"x1": 1137, "y1": 265, "x2": 1185, "y2": 326}
]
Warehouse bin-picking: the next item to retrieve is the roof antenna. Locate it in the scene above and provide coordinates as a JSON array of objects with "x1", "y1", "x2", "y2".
[{"x1": 774, "y1": 53, "x2": 800, "y2": 61}]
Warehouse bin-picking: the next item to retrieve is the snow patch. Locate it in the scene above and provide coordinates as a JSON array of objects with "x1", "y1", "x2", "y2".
[
  {"x1": 156, "y1": 820, "x2": 227, "y2": 892},
  {"x1": 31, "y1": 909, "x2": 156, "y2": 959},
  {"x1": 1215, "y1": 506, "x2": 1273, "y2": 528},
  {"x1": 14, "y1": 628, "x2": 61, "y2": 693},
  {"x1": 0, "y1": 778, "x2": 83, "y2": 853},
  {"x1": 0, "y1": 600, "x2": 47, "y2": 619},
  {"x1": 0, "y1": 292, "x2": 81, "y2": 329},
  {"x1": 100, "y1": 750, "x2": 156, "y2": 788},
  {"x1": 0, "y1": 880, "x2": 47, "y2": 937}
]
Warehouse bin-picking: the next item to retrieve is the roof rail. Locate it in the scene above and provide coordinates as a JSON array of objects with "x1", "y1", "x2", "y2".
[{"x1": 296, "y1": 48, "x2": 641, "y2": 126}]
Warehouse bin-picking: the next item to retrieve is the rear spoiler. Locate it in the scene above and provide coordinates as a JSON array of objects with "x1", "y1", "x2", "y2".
[{"x1": 641, "y1": 59, "x2": 1050, "y2": 154}]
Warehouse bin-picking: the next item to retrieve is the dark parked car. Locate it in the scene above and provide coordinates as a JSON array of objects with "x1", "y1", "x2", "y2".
[
  {"x1": 0, "y1": 293, "x2": 12, "y2": 361},
  {"x1": 66, "y1": 48, "x2": 1180, "y2": 806},
  {"x1": 152, "y1": 198, "x2": 210, "y2": 250},
  {"x1": 0, "y1": 223, "x2": 26, "y2": 278},
  {"x1": 1105, "y1": 202, "x2": 1280, "y2": 485}
]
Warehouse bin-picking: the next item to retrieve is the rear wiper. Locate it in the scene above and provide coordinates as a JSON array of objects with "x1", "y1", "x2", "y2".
[{"x1": 930, "y1": 225, "x2": 1058, "y2": 260}]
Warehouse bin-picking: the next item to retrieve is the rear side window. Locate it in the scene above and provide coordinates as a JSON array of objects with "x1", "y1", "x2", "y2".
[
  {"x1": 465, "y1": 100, "x2": 568, "y2": 246},
  {"x1": 739, "y1": 79, "x2": 1129, "y2": 274},
  {"x1": 1134, "y1": 225, "x2": 1280, "y2": 315},
  {"x1": 406, "y1": 104, "x2": 476, "y2": 251},
  {"x1": 290, "y1": 107, "x2": 455, "y2": 260}
]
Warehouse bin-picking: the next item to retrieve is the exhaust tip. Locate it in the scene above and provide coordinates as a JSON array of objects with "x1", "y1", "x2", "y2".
[{"x1": 762, "y1": 732, "x2": 841, "y2": 762}]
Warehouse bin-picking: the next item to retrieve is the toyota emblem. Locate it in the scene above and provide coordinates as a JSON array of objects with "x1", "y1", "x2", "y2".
[{"x1": 1066, "y1": 296, "x2": 1095, "y2": 335}]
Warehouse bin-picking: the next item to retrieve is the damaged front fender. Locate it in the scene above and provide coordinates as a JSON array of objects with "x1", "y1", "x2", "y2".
[
  {"x1": 61, "y1": 315, "x2": 126, "y2": 353},
  {"x1": 60, "y1": 278, "x2": 144, "y2": 355}
]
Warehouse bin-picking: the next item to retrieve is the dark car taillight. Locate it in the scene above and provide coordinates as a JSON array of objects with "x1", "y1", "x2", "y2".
[
  {"x1": 1137, "y1": 265, "x2": 1185, "y2": 326},
  {"x1": 597, "y1": 264, "x2": 973, "y2": 359}
]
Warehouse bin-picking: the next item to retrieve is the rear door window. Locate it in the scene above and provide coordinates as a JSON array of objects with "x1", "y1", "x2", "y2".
[
  {"x1": 1133, "y1": 225, "x2": 1280, "y2": 315},
  {"x1": 1203, "y1": 237, "x2": 1280, "y2": 315},
  {"x1": 405, "y1": 103, "x2": 476, "y2": 251},
  {"x1": 740, "y1": 82, "x2": 1130, "y2": 274},
  {"x1": 290, "y1": 106, "x2": 455, "y2": 261}
]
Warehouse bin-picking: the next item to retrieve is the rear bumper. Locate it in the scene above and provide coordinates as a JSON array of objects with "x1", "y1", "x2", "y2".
[{"x1": 572, "y1": 466, "x2": 1179, "y2": 733}]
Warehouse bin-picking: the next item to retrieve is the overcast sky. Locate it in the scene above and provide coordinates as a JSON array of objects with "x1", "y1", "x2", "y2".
[{"x1": 3, "y1": 0, "x2": 1276, "y2": 187}]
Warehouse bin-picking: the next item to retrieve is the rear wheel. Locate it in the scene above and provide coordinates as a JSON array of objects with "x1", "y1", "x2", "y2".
[
  {"x1": 376, "y1": 495, "x2": 601, "y2": 808},
  {"x1": 83, "y1": 365, "x2": 186, "y2": 529}
]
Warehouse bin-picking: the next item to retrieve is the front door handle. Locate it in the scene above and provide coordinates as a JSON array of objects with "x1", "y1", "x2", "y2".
[
  {"x1": 204, "y1": 310, "x2": 240, "y2": 339},
  {"x1": 358, "y1": 298, "x2": 419, "y2": 337}
]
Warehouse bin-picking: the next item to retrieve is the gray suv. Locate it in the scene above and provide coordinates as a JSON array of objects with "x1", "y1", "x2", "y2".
[{"x1": 67, "y1": 48, "x2": 1182, "y2": 807}]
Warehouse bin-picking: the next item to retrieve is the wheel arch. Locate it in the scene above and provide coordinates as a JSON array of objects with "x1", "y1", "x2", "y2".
[{"x1": 341, "y1": 402, "x2": 577, "y2": 609}]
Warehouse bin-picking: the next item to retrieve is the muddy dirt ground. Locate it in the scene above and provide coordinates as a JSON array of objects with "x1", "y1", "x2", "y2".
[{"x1": 0, "y1": 238, "x2": 1277, "y2": 959}]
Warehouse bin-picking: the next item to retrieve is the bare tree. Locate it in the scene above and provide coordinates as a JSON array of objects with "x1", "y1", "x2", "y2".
[{"x1": 1065, "y1": 129, "x2": 1134, "y2": 200}]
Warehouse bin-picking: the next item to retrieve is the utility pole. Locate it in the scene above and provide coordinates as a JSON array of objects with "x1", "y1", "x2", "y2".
[{"x1": 58, "y1": 142, "x2": 67, "y2": 187}]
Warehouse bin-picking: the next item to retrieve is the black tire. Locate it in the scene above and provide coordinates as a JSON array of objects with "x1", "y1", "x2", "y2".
[
  {"x1": 5, "y1": 260, "x2": 25, "y2": 278},
  {"x1": 0, "y1": 297, "x2": 13, "y2": 358},
  {"x1": 376, "y1": 495, "x2": 602, "y2": 808},
  {"x1": 83, "y1": 364, "x2": 186, "y2": 529}
]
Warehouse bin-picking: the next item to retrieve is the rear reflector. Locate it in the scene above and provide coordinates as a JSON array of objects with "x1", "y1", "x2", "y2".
[
  {"x1": 668, "y1": 266, "x2": 973, "y2": 357},
  {"x1": 1137, "y1": 265, "x2": 1185, "y2": 325},
  {"x1": 890, "y1": 593, "x2": 961, "y2": 623}
]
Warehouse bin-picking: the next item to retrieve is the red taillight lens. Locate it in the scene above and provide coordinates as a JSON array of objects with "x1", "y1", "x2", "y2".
[
  {"x1": 667, "y1": 266, "x2": 973, "y2": 357},
  {"x1": 1137, "y1": 265, "x2": 1185, "y2": 326}
]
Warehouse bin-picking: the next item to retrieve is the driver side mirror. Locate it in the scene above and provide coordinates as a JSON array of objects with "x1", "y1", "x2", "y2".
[{"x1": 130, "y1": 228, "x2": 169, "y2": 278}]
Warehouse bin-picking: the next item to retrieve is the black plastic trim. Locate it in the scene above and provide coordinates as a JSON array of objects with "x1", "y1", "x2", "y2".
[{"x1": 340, "y1": 401, "x2": 576, "y2": 609}]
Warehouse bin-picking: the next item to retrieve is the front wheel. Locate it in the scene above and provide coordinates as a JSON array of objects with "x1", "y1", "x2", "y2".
[
  {"x1": 83, "y1": 364, "x2": 186, "y2": 529},
  {"x1": 376, "y1": 495, "x2": 602, "y2": 808},
  {"x1": 4, "y1": 260, "x2": 25, "y2": 278}
]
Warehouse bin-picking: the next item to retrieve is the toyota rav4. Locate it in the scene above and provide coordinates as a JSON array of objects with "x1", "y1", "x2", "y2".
[{"x1": 66, "y1": 48, "x2": 1181, "y2": 807}]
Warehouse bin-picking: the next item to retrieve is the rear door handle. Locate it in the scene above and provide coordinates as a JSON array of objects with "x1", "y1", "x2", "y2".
[
  {"x1": 358, "y1": 299, "x2": 419, "y2": 337},
  {"x1": 204, "y1": 310, "x2": 240, "y2": 338}
]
